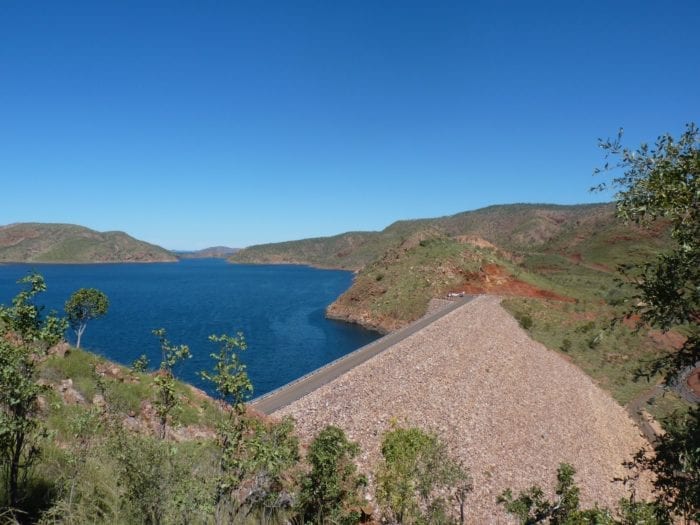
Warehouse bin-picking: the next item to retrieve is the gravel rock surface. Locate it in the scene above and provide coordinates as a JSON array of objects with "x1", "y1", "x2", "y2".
[{"x1": 274, "y1": 295, "x2": 651, "y2": 523}]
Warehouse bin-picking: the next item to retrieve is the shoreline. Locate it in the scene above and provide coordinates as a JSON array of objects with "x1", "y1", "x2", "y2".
[
  {"x1": 227, "y1": 258, "x2": 360, "y2": 273},
  {"x1": 229, "y1": 258, "x2": 389, "y2": 331}
]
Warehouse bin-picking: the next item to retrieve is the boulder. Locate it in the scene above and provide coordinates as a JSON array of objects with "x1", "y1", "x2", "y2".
[
  {"x1": 48, "y1": 341, "x2": 70, "y2": 358},
  {"x1": 92, "y1": 393, "x2": 106, "y2": 408},
  {"x1": 59, "y1": 378, "x2": 86, "y2": 405}
]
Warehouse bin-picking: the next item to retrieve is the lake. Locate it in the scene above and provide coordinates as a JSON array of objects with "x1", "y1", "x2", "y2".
[{"x1": 0, "y1": 259, "x2": 380, "y2": 397}]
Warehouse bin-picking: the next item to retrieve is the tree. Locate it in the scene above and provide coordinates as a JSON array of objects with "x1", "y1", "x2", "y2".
[
  {"x1": 65, "y1": 288, "x2": 109, "y2": 349},
  {"x1": 594, "y1": 123, "x2": 698, "y2": 381},
  {"x1": 198, "y1": 332, "x2": 252, "y2": 415},
  {"x1": 498, "y1": 463, "x2": 665, "y2": 525},
  {"x1": 151, "y1": 328, "x2": 191, "y2": 440},
  {"x1": 376, "y1": 427, "x2": 471, "y2": 524},
  {"x1": 595, "y1": 123, "x2": 699, "y2": 521},
  {"x1": 0, "y1": 273, "x2": 66, "y2": 511},
  {"x1": 198, "y1": 332, "x2": 256, "y2": 522},
  {"x1": 229, "y1": 416, "x2": 300, "y2": 522},
  {"x1": 296, "y1": 425, "x2": 366, "y2": 525},
  {"x1": 634, "y1": 409, "x2": 699, "y2": 523}
]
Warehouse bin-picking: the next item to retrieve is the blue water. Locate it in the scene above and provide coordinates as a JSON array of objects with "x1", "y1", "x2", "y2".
[{"x1": 0, "y1": 260, "x2": 380, "y2": 397}]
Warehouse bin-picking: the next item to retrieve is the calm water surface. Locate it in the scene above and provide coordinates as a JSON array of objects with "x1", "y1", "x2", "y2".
[{"x1": 0, "y1": 259, "x2": 379, "y2": 396}]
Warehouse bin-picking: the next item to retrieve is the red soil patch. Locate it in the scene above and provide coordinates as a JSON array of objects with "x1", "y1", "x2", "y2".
[
  {"x1": 449, "y1": 264, "x2": 574, "y2": 302},
  {"x1": 649, "y1": 330, "x2": 686, "y2": 351},
  {"x1": 622, "y1": 315, "x2": 641, "y2": 329},
  {"x1": 622, "y1": 316, "x2": 687, "y2": 352}
]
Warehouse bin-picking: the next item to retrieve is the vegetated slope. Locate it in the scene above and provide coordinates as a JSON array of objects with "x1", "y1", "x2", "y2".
[
  {"x1": 230, "y1": 203, "x2": 620, "y2": 269},
  {"x1": 232, "y1": 202, "x2": 671, "y2": 333},
  {"x1": 0, "y1": 223, "x2": 178, "y2": 263},
  {"x1": 230, "y1": 231, "x2": 397, "y2": 270},
  {"x1": 38, "y1": 346, "x2": 222, "y2": 442},
  {"x1": 175, "y1": 246, "x2": 240, "y2": 259},
  {"x1": 327, "y1": 228, "x2": 579, "y2": 333},
  {"x1": 232, "y1": 202, "x2": 667, "y2": 270}
]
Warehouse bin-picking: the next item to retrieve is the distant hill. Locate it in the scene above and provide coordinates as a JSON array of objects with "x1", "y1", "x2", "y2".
[
  {"x1": 175, "y1": 246, "x2": 240, "y2": 259},
  {"x1": 229, "y1": 231, "x2": 391, "y2": 270},
  {"x1": 0, "y1": 223, "x2": 178, "y2": 263},
  {"x1": 230, "y1": 203, "x2": 666, "y2": 270}
]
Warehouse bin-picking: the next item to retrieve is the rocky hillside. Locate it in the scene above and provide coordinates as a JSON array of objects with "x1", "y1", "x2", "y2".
[
  {"x1": 0, "y1": 223, "x2": 178, "y2": 263},
  {"x1": 230, "y1": 203, "x2": 668, "y2": 270},
  {"x1": 326, "y1": 230, "x2": 573, "y2": 333}
]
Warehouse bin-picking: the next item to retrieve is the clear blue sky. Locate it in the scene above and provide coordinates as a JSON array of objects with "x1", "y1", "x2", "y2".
[{"x1": 1, "y1": 1, "x2": 698, "y2": 249}]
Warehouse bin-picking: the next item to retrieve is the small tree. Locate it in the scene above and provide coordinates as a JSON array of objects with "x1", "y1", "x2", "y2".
[
  {"x1": 65, "y1": 288, "x2": 109, "y2": 349},
  {"x1": 595, "y1": 124, "x2": 699, "y2": 521},
  {"x1": 234, "y1": 416, "x2": 300, "y2": 521},
  {"x1": 197, "y1": 332, "x2": 255, "y2": 521},
  {"x1": 199, "y1": 332, "x2": 252, "y2": 415},
  {"x1": 0, "y1": 273, "x2": 66, "y2": 510},
  {"x1": 594, "y1": 123, "x2": 698, "y2": 381},
  {"x1": 635, "y1": 409, "x2": 699, "y2": 523},
  {"x1": 376, "y1": 427, "x2": 471, "y2": 524},
  {"x1": 151, "y1": 328, "x2": 190, "y2": 440},
  {"x1": 296, "y1": 425, "x2": 366, "y2": 525},
  {"x1": 498, "y1": 463, "x2": 666, "y2": 525},
  {"x1": 498, "y1": 464, "x2": 585, "y2": 525}
]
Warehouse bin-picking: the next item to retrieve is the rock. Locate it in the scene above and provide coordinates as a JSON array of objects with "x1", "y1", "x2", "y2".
[
  {"x1": 59, "y1": 379, "x2": 86, "y2": 405},
  {"x1": 169, "y1": 425, "x2": 217, "y2": 442},
  {"x1": 92, "y1": 394, "x2": 106, "y2": 408},
  {"x1": 36, "y1": 395, "x2": 48, "y2": 412},
  {"x1": 96, "y1": 363, "x2": 125, "y2": 381},
  {"x1": 123, "y1": 416, "x2": 140, "y2": 432},
  {"x1": 276, "y1": 296, "x2": 653, "y2": 522},
  {"x1": 62, "y1": 389, "x2": 86, "y2": 405},
  {"x1": 48, "y1": 341, "x2": 70, "y2": 358}
]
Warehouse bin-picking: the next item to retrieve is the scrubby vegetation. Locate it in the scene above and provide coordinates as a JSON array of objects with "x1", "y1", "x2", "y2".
[
  {"x1": 498, "y1": 463, "x2": 665, "y2": 524},
  {"x1": 0, "y1": 274, "x2": 477, "y2": 524},
  {"x1": 2, "y1": 125, "x2": 697, "y2": 523}
]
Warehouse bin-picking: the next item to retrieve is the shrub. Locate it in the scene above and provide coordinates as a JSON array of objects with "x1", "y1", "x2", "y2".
[
  {"x1": 296, "y1": 426, "x2": 366, "y2": 525},
  {"x1": 517, "y1": 314, "x2": 533, "y2": 330}
]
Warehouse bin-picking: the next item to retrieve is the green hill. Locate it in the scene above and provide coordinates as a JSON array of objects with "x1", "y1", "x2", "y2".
[
  {"x1": 230, "y1": 231, "x2": 391, "y2": 270},
  {"x1": 230, "y1": 203, "x2": 648, "y2": 270},
  {"x1": 233, "y1": 203, "x2": 672, "y2": 338},
  {"x1": 0, "y1": 223, "x2": 178, "y2": 263}
]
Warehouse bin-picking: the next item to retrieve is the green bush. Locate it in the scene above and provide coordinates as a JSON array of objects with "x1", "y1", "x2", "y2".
[
  {"x1": 296, "y1": 425, "x2": 365, "y2": 525},
  {"x1": 376, "y1": 427, "x2": 471, "y2": 524},
  {"x1": 517, "y1": 314, "x2": 533, "y2": 330}
]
